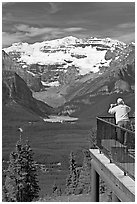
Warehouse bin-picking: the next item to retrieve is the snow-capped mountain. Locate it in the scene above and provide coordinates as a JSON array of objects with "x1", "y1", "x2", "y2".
[
  {"x1": 3, "y1": 36, "x2": 126, "y2": 81},
  {"x1": 3, "y1": 36, "x2": 134, "y2": 108}
]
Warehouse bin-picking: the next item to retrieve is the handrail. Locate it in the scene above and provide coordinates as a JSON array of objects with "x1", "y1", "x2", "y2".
[
  {"x1": 96, "y1": 117, "x2": 135, "y2": 134},
  {"x1": 95, "y1": 116, "x2": 135, "y2": 179},
  {"x1": 99, "y1": 116, "x2": 135, "y2": 119}
]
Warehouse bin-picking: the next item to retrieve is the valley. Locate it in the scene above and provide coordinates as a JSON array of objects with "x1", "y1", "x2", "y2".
[
  {"x1": 33, "y1": 87, "x2": 66, "y2": 108},
  {"x1": 2, "y1": 91, "x2": 135, "y2": 197},
  {"x1": 2, "y1": 106, "x2": 90, "y2": 196},
  {"x1": 2, "y1": 35, "x2": 135, "y2": 198}
]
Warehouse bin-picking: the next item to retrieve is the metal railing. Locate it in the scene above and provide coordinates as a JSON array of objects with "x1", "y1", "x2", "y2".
[{"x1": 96, "y1": 116, "x2": 135, "y2": 180}]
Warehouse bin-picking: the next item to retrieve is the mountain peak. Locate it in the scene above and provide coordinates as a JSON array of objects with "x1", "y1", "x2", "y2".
[
  {"x1": 3, "y1": 35, "x2": 130, "y2": 78},
  {"x1": 44, "y1": 36, "x2": 82, "y2": 48}
]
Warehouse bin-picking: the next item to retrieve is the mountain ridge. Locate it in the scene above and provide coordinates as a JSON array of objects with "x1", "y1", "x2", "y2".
[
  {"x1": 2, "y1": 50, "x2": 54, "y2": 118},
  {"x1": 3, "y1": 36, "x2": 126, "y2": 77},
  {"x1": 3, "y1": 36, "x2": 135, "y2": 111}
]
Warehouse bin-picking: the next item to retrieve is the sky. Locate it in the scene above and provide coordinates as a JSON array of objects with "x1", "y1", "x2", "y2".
[{"x1": 2, "y1": 1, "x2": 135, "y2": 48}]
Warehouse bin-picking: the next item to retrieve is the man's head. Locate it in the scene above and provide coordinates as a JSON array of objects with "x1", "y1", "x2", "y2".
[{"x1": 117, "y1": 98, "x2": 124, "y2": 105}]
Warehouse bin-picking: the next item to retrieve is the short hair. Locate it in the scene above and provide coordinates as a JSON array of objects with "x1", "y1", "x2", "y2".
[{"x1": 117, "y1": 98, "x2": 124, "y2": 105}]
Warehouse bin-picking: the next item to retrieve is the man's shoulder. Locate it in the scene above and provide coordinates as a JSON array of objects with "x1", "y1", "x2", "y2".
[
  {"x1": 123, "y1": 104, "x2": 131, "y2": 108},
  {"x1": 115, "y1": 105, "x2": 124, "y2": 110}
]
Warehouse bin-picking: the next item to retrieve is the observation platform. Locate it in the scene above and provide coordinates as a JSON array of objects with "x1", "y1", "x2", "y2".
[{"x1": 90, "y1": 116, "x2": 135, "y2": 202}]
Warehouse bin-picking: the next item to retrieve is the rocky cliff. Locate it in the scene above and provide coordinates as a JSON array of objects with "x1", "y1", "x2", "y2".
[
  {"x1": 2, "y1": 50, "x2": 43, "y2": 92},
  {"x1": 2, "y1": 51, "x2": 54, "y2": 117}
]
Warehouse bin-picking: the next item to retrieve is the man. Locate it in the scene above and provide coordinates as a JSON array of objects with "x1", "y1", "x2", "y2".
[{"x1": 108, "y1": 98, "x2": 131, "y2": 144}]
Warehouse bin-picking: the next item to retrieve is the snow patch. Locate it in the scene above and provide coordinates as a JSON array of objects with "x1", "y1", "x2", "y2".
[
  {"x1": 3, "y1": 36, "x2": 125, "y2": 76},
  {"x1": 26, "y1": 70, "x2": 36, "y2": 76},
  {"x1": 22, "y1": 64, "x2": 28, "y2": 68},
  {"x1": 41, "y1": 81, "x2": 60, "y2": 87}
]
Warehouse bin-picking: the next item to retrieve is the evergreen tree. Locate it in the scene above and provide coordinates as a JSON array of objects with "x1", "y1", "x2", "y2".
[
  {"x1": 65, "y1": 151, "x2": 78, "y2": 195},
  {"x1": 2, "y1": 185, "x2": 9, "y2": 202},
  {"x1": 52, "y1": 181, "x2": 58, "y2": 196},
  {"x1": 4, "y1": 139, "x2": 40, "y2": 202},
  {"x1": 76, "y1": 150, "x2": 91, "y2": 194},
  {"x1": 89, "y1": 128, "x2": 97, "y2": 148}
]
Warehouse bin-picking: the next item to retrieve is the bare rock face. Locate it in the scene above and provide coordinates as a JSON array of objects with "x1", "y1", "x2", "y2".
[
  {"x1": 98, "y1": 85, "x2": 109, "y2": 93},
  {"x1": 114, "y1": 80, "x2": 131, "y2": 93},
  {"x1": 2, "y1": 51, "x2": 54, "y2": 117},
  {"x1": 105, "y1": 50, "x2": 116, "y2": 60},
  {"x1": 2, "y1": 82, "x2": 10, "y2": 105},
  {"x1": 2, "y1": 50, "x2": 42, "y2": 92},
  {"x1": 3, "y1": 72, "x2": 54, "y2": 117}
]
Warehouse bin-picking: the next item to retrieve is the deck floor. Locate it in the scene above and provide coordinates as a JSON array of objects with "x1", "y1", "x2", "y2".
[{"x1": 90, "y1": 149, "x2": 135, "y2": 202}]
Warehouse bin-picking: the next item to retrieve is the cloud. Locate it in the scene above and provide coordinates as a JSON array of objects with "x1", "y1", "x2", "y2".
[
  {"x1": 116, "y1": 23, "x2": 135, "y2": 29},
  {"x1": 15, "y1": 24, "x2": 86, "y2": 37},
  {"x1": 101, "y1": 21, "x2": 135, "y2": 44},
  {"x1": 2, "y1": 24, "x2": 86, "y2": 47},
  {"x1": 2, "y1": 32, "x2": 24, "y2": 47},
  {"x1": 48, "y1": 2, "x2": 61, "y2": 14},
  {"x1": 15, "y1": 24, "x2": 30, "y2": 32},
  {"x1": 64, "y1": 27, "x2": 86, "y2": 32},
  {"x1": 116, "y1": 32, "x2": 135, "y2": 43},
  {"x1": 105, "y1": 28, "x2": 135, "y2": 43},
  {"x1": 15, "y1": 24, "x2": 63, "y2": 37}
]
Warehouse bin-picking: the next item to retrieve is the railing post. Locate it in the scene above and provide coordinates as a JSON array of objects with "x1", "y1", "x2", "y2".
[{"x1": 124, "y1": 172, "x2": 127, "y2": 176}]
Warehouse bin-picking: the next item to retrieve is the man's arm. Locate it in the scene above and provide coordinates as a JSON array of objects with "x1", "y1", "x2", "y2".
[
  {"x1": 127, "y1": 106, "x2": 131, "y2": 113},
  {"x1": 108, "y1": 104, "x2": 117, "y2": 114}
]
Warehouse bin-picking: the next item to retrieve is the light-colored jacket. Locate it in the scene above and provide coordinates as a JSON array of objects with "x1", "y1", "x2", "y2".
[{"x1": 108, "y1": 104, "x2": 131, "y2": 124}]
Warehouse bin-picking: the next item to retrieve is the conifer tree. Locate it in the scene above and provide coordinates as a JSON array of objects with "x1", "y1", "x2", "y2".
[
  {"x1": 4, "y1": 139, "x2": 40, "y2": 202},
  {"x1": 65, "y1": 151, "x2": 78, "y2": 195},
  {"x1": 76, "y1": 150, "x2": 91, "y2": 194},
  {"x1": 52, "y1": 181, "x2": 58, "y2": 196}
]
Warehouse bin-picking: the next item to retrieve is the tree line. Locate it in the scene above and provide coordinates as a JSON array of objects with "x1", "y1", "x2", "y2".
[{"x1": 3, "y1": 127, "x2": 107, "y2": 201}]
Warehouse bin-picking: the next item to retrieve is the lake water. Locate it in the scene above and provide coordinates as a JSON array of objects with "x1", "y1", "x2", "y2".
[{"x1": 43, "y1": 115, "x2": 78, "y2": 123}]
